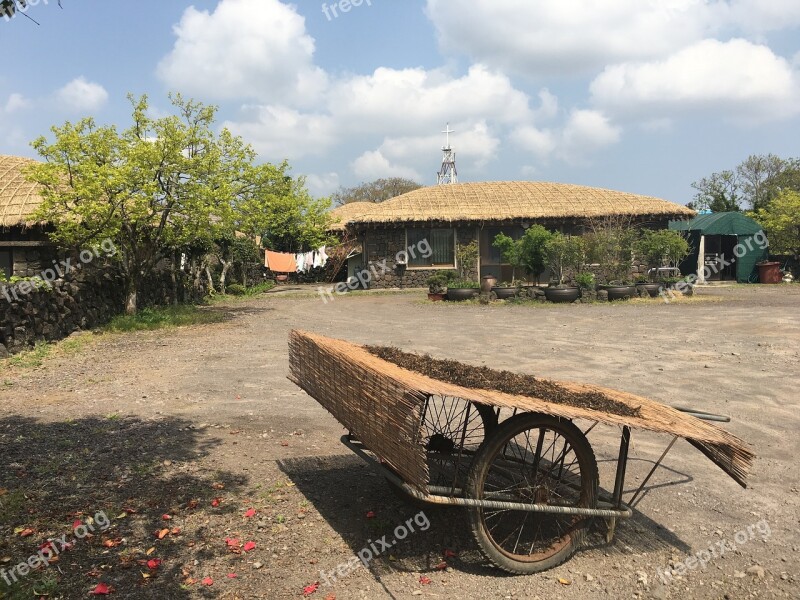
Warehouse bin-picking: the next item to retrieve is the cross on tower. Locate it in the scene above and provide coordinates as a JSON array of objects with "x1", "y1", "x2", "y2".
[{"x1": 437, "y1": 123, "x2": 458, "y2": 185}]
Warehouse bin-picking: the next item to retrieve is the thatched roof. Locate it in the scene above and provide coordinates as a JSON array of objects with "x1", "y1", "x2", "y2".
[
  {"x1": 328, "y1": 201, "x2": 378, "y2": 231},
  {"x1": 334, "y1": 181, "x2": 695, "y2": 228},
  {"x1": 0, "y1": 155, "x2": 44, "y2": 228}
]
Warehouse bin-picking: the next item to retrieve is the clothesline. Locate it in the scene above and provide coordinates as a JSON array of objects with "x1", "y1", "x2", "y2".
[{"x1": 264, "y1": 247, "x2": 329, "y2": 273}]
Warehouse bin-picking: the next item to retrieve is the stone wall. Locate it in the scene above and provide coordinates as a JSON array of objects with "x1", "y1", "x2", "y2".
[
  {"x1": 0, "y1": 267, "x2": 126, "y2": 357},
  {"x1": 0, "y1": 265, "x2": 203, "y2": 358}
]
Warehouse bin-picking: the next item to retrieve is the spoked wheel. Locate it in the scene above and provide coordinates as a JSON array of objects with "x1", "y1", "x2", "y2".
[
  {"x1": 466, "y1": 413, "x2": 598, "y2": 574},
  {"x1": 386, "y1": 397, "x2": 497, "y2": 503}
]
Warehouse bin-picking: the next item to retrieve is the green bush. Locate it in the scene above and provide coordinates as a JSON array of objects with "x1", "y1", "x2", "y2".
[
  {"x1": 448, "y1": 279, "x2": 481, "y2": 289},
  {"x1": 575, "y1": 272, "x2": 595, "y2": 289},
  {"x1": 226, "y1": 284, "x2": 247, "y2": 296}
]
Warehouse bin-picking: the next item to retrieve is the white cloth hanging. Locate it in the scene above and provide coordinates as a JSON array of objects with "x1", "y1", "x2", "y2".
[{"x1": 295, "y1": 253, "x2": 306, "y2": 273}]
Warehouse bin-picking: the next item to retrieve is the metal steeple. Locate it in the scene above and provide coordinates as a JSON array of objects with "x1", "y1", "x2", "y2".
[{"x1": 437, "y1": 123, "x2": 458, "y2": 185}]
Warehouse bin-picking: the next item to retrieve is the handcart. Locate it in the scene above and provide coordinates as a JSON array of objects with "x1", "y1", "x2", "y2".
[{"x1": 288, "y1": 331, "x2": 754, "y2": 574}]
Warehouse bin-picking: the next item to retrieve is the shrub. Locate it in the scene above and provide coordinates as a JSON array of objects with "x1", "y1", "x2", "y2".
[
  {"x1": 226, "y1": 284, "x2": 246, "y2": 296},
  {"x1": 575, "y1": 272, "x2": 595, "y2": 289}
]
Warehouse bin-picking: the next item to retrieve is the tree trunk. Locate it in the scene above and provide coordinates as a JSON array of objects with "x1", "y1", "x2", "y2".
[
  {"x1": 205, "y1": 265, "x2": 215, "y2": 294},
  {"x1": 125, "y1": 277, "x2": 138, "y2": 315},
  {"x1": 171, "y1": 250, "x2": 179, "y2": 305},
  {"x1": 219, "y1": 260, "x2": 231, "y2": 294}
]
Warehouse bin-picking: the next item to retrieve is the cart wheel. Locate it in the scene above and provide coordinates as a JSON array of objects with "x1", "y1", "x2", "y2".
[
  {"x1": 386, "y1": 399, "x2": 497, "y2": 504},
  {"x1": 466, "y1": 412, "x2": 598, "y2": 574}
]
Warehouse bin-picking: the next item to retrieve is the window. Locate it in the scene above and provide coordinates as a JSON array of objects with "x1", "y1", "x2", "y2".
[
  {"x1": 407, "y1": 228, "x2": 455, "y2": 267},
  {"x1": 0, "y1": 249, "x2": 12, "y2": 280}
]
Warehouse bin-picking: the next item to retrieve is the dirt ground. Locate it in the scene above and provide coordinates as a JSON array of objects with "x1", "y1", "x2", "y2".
[{"x1": 0, "y1": 285, "x2": 798, "y2": 599}]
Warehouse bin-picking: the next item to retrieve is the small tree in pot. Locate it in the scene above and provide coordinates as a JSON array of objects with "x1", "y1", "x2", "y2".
[
  {"x1": 634, "y1": 229, "x2": 690, "y2": 296},
  {"x1": 447, "y1": 241, "x2": 481, "y2": 300},
  {"x1": 543, "y1": 233, "x2": 584, "y2": 302}
]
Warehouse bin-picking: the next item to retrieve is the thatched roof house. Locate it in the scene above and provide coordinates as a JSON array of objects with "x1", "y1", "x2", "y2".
[
  {"x1": 329, "y1": 181, "x2": 694, "y2": 288},
  {"x1": 0, "y1": 155, "x2": 56, "y2": 279}
]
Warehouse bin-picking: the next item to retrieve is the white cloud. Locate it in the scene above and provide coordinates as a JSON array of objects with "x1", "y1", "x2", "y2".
[
  {"x1": 590, "y1": 39, "x2": 800, "y2": 120},
  {"x1": 352, "y1": 150, "x2": 423, "y2": 182},
  {"x1": 56, "y1": 77, "x2": 108, "y2": 112},
  {"x1": 425, "y1": 0, "x2": 718, "y2": 76},
  {"x1": 4, "y1": 93, "x2": 28, "y2": 113},
  {"x1": 224, "y1": 105, "x2": 335, "y2": 161},
  {"x1": 512, "y1": 110, "x2": 621, "y2": 165},
  {"x1": 305, "y1": 172, "x2": 340, "y2": 197},
  {"x1": 157, "y1": 0, "x2": 327, "y2": 105},
  {"x1": 560, "y1": 109, "x2": 621, "y2": 162},
  {"x1": 326, "y1": 65, "x2": 532, "y2": 134}
]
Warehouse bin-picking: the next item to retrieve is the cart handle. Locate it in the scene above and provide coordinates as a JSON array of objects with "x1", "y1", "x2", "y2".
[{"x1": 673, "y1": 406, "x2": 731, "y2": 422}]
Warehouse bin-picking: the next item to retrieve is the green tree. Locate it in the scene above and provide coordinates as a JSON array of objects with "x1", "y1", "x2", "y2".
[
  {"x1": 737, "y1": 154, "x2": 788, "y2": 211},
  {"x1": 492, "y1": 233, "x2": 523, "y2": 282},
  {"x1": 634, "y1": 230, "x2": 690, "y2": 272},
  {"x1": 28, "y1": 94, "x2": 254, "y2": 314},
  {"x1": 545, "y1": 233, "x2": 585, "y2": 286},
  {"x1": 755, "y1": 190, "x2": 800, "y2": 257},
  {"x1": 331, "y1": 177, "x2": 422, "y2": 206},
  {"x1": 689, "y1": 171, "x2": 741, "y2": 212},
  {"x1": 518, "y1": 225, "x2": 554, "y2": 284}
]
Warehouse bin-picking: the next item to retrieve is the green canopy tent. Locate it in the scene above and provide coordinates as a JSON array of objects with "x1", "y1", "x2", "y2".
[{"x1": 669, "y1": 213, "x2": 768, "y2": 283}]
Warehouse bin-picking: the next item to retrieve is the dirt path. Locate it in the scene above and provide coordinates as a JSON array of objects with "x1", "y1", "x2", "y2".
[{"x1": 0, "y1": 286, "x2": 798, "y2": 599}]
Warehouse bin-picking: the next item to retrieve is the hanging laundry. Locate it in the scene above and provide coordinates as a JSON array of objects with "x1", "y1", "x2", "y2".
[
  {"x1": 295, "y1": 252, "x2": 306, "y2": 273},
  {"x1": 265, "y1": 251, "x2": 298, "y2": 273},
  {"x1": 303, "y1": 251, "x2": 315, "y2": 271},
  {"x1": 319, "y1": 246, "x2": 328, "y2": 267}
]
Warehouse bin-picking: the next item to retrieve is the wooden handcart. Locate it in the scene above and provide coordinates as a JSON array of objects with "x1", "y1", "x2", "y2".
[{"x1": 288, "y1": 330, "x2": 754, "y2": 574}]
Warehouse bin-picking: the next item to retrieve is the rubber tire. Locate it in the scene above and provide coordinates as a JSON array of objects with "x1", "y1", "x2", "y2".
[
  {"x1": 466, "y1": 412, "x2": 598, "y2": 574},
  {"x1": 386, "y1": 402, "x2": 499, "y2": 506}
]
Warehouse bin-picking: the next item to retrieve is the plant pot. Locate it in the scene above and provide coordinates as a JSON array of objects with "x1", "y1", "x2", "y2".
[
  {"x1": 427, "y1": 293, "x2": 446, "y2": 302},
  {"x1": 636, "y1": 283, "x2": 662, "y2": 298},
  {"x1": 544, "y1": 286, "x2": 580, "y2": 303},
  {"x1": 491, "y1": 286, "x2": 518, "y2": 300},
  {"x1": 605, "y1": 285, "x2": 637, "y2": 301},
  {"x1": 446, "y1": 288, "x2": 479, "y2": 301},
  {"x1": 480, "y1": 274, "x2": 498, "y2": 293}
]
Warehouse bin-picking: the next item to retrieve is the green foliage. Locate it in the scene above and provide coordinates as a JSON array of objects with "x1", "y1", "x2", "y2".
[
  {"x1": 244, "y1": 281, "x2": 276, "y2": 296},
  {"x1": 584, "y1": 217, "x2": 637, "y2": 283},
  {"x1": 492, "y1": 232, "x2": 524, "y2": 282},
  {"x1": 754, "y1": 190, "x2": 800, "y2": 256},
  {"x1": 448, "y1": 279, "x2": 481, "y2": 289},
  {"x1": 634, "y1": 229, "x2": 691, "y2": 270},
  {"x1": 104, "y1": 305, "x2": 225, "y2": 332},
  {"x1": 226, "y1": 283, "x2": 246, "y2": 296},
  {"x1": 690, "y1": 154, "x2": 800, "y2": 211},
  {"x1": 426, "y1": 271, "x2": 454, "y2": 293},
  {"x1": 689, "y1": 170, "x2": 741, "y2": 212},
  {"x1": 575, "y1": 272, "x2": 596, "y2": 289},
  {"x1": 515, "y1": 225, "x2": 553, "y2": 284},
  {"x1": 545, "y1": 233, "x2": 585, "y2": 285},
  {"x1": 331, "y1": 177, "x2": 422, "y2": 205},
  {"x1": 456, "y1": 240, "x2": 480, "y2": 280}
]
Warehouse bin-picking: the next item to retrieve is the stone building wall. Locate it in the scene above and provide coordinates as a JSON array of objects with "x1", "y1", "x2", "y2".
[{"x1": 361, "y1": 227, "x2": 478, "y2": 289}]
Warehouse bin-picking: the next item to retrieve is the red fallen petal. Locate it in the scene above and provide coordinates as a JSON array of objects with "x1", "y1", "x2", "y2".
[
  {"x1": 147, "y1": 559, "x2": 161, "y2": 570},
  {"x1": 303, "y1": 582, "x2": 319, "y2": 596},
  {"x1": 225, "y1": 538, "x2": 240, "y2": 547},
  {"x1": 419, "y1": 576, "x2": 432, "y2": 585},
  {"x1": 72, "y1": 520, "x2": 82, "y2": 529},
  {"x1": 243, "y1": 541, "x2": 256, "y2": 552},
  {"x1": 89, "y1": 582, "x2": 112, "y2": 595},
  {"x1": 171, "y1": 527, "x2": 181, "y2": 535},
  {"x1": 162, "y1": 514, "x2": 171, "y2": 521},
  {"x1": 365, "y1": 511, "x2": 376, "y2": 519},
  {"x1": 435, "y1": 561, "x2": 447, "y2": 570},
  {"x1": 227, "y1": 573, "x2": 238, "y2": 578},
  {"x1": 244, "y1": 508, "x2": 256, "y2": 518},
  {"x1": 444, "y1": 549, "x2": 457, "y2": 558},
  {"x1": 211, "y1": 498, "x2": 222, "y2": 507},
  {"x1": 201, "y1": 577, "x2": 214, "y2": 586}
]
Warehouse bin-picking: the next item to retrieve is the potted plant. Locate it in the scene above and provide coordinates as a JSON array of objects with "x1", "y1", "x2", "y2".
[
  {"x1": 634, "y1": 230, "x2": 690, "y2": 297},
  {"x1": 575, "y1": 272, "x2": 596, "y2": 301},
  {"x1": 446, "y1": 278, "x2": 480, "y2": 301},
  {"x1": 544, "y1": 232, "x2": 583, "y2": 303},
  {"x1": 426, "y1": 273, "x2": 448, "y2": 301},
  {"x1": 491, "y1": 281, "x2": 519, "y2": 299},
  {"x1": 447, "y1": 241, "x2": 481, "y2": 300},
  {"x1": 585, "y1": 217, "x2": 637, "y2": 301}
]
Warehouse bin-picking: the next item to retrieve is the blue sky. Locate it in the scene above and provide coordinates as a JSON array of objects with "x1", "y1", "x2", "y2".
[{"x1": 1, "y1": 0, "x2": 799, "y2": 205}]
